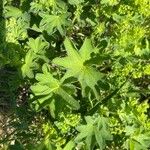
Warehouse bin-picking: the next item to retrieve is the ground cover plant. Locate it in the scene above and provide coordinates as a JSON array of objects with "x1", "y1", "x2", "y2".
[{"x1": 0, "y1": 0, "x2": 150, "y2": 149}]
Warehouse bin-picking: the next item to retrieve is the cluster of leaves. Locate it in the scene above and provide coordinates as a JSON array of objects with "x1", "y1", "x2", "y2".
[{"x1": 0, "y1": 0, "x2": 150, "y2": 149}]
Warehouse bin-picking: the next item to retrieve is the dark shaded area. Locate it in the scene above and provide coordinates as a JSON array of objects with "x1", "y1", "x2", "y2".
[
  {"x1": 0, "y1": 0, "x2": 5, "y2": 52},
  {"x1": 0, "y1": 2, "x2": 44, "y2": 147},
  {"x1": 0, "y1": 0, "x2": 24, "y2": 108},
  {"x1": 0, "y1": 0, "x2": 7, "y2": 108},
  {"x1": 21, "y1": 0, "x2": 32, "y2": 12},
  {"x1": 0, "y1": 1, "x2": 23, "y2": 113},
  {"x1": 133, "y1": 75, "x2": 150, "y2": 103}
]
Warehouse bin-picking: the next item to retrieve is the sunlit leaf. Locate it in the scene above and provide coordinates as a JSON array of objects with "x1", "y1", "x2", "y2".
[{"x1": 53, "y1": 38, "x2": 102, "y2": 98}]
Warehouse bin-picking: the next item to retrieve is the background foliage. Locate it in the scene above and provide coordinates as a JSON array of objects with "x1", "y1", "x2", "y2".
[{"x1": 0, "y1": 0, "x2": 150, "y2": 149}]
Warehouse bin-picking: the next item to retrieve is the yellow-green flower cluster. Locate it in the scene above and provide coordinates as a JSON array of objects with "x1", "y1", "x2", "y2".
[
  {"x1": 6, "y1": 17, "x2": 28, "y2": 44},
  {"x1": 6, "y1": 18, "x2": 18, "y2": 44},
  {"x1": 55, "y1": 112, "x2": 81, "y2": 134},
  {"x1": 135, "y1": 0, "x2": 150, "y2": 17},
  {"x1": 118, "y1": 4, "x2": 133, "y2": 15}
]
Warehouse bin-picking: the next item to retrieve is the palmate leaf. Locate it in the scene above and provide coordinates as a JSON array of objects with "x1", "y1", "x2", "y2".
[
  {"x1": 27, "y1": 37, "x2": 49, "y2": 55},
  {"x1": 21, "y1": 51, "x2": 38, "y2": 78},
  {"x1": 75, "y1": 115, "x2": 112, "y2": 150},
  {"x1": 53, "y1": 38, "x2": 102, "y2": 98},
  {"x1": 39, "y1": 13, "x2": 70, "y2": 35},
  {"x1": 30, "y1": 64, "x2": 80, "y2": 111},
  {"x1": 21, "y1": 37, "x2": 49, "y2": 78},
  {"x1": 125, "y1": 132, "x2": 150, "y2": 150}
]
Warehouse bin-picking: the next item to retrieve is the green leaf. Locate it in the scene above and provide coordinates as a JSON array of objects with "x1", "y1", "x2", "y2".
[
  {"x1": 30, "y1": 84, "x2": 52, "y2": 96},
  {"x1": 31, "y1": 64, "x2": 80, "y2": 112},
  {"x1": 27, "y1": 37, "x2": 49, "y2": 55},
  {"x1": 125, "y1": 132, "x2": 150, "y2": 150},
  {"x1": 58, "y1": 88, "x2": 80, "y2": 110},
  {"x1": 53, "y1": 38, "x2": 101, "y2": 98},
  {"x1": 63, "y1": 140, "x2": 75, "y2": 150},
  {"x1": 21, "y1": 51, "x2": 37, "y2": 78},
  {"x1": 75, "y1": 115, "x2": 112, "y2": 150},
  {"x1": 21, "y1": 37, "x2": 49, "y2": 78},
  {"x1": 79, "y1": 38, "x2": 94, "y2": 60},
  {"x1": 5, "y1": 6, "x2": 22, "y2": 18},
  {"x1": 39, "y1": 13, "x2": 70, "y2": 35}
]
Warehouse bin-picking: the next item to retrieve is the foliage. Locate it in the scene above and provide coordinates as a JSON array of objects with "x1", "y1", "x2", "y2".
[
  {"x1": 53, "y1": 38, "x2": 101, "y2": 98},
  {"x1": 75, "y1": 115, "x2": 112, "y2": 150},
  {"x1": 0, "y1": 0, "x2": 150, "y2": 149}
]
